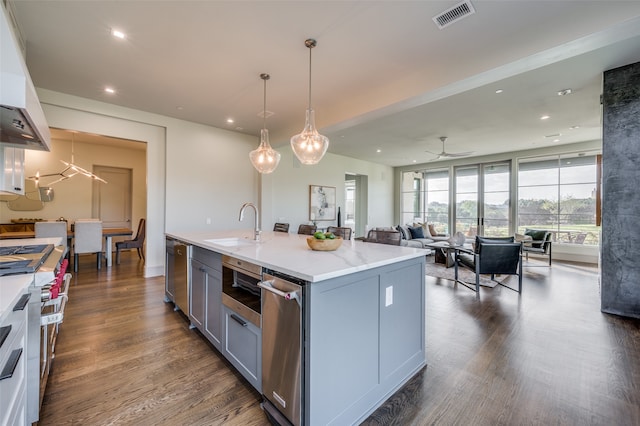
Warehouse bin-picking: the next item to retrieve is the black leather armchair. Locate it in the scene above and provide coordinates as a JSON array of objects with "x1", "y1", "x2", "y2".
[
  {"x1": 456, "y1": 236, "x2": 523, "y2": 293},
  {"x1": 522, "y1": 229, "x2": 552, "y2": 265}
]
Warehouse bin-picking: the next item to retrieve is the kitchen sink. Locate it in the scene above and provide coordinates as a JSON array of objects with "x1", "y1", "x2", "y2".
[{"x1": 204, "y1": 238, "x2": 256, "y2": 247}]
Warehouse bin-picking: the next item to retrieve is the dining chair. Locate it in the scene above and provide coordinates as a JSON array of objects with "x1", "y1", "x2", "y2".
[
  {"x1": 35, "y1": 221, "x2": 69, "y2": 257},
  {"x1": 365, "y1": 229, "x2": 402, "y2": 245},
  {"x1": 327, "y1": 226, "x2": 352, "y2": 240},
  {"x1": 116, "y1": 218, "x2": 146, "y2": 264},
  {"x1": 297, "y1": 224, "x2": 317, "y2": 235},
  {"x1": 73, "y1": 220, "x2": 103, "y2": 272},
  {"x1": 273, "y1": 222, "x2": 290, "y2": 233}
]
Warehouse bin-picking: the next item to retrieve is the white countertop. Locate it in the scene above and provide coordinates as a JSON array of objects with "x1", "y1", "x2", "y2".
[{"x1": 166, "y1": 230, "x2": 425, "y2": 282}]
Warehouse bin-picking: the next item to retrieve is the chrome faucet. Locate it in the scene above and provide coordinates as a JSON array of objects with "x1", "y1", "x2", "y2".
[{"x1": 239, "y1": 202, "x2": 261, "y2": 241}]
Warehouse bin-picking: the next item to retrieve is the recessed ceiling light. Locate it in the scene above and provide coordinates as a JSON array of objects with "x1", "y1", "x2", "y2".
[
  {"x1": 104, "y1": 87, "x2": 115, "y2": 94},
  {"x1": 376, "y1": 149, "x2": 381, "y2": 153},
  {"x1": 412, "y1": 160, "x2": 417, "y2": 163},
  {"x1": 557, "y1": 88, "x2": 572, "y2": 96},
  {"x1": 553, "y1": 139, "x2": 560, "y2": 143},
  {"x1": 569, "y1": 125, "x2": 580, "y2": 130},
  {"x1": 176, "y1": 106, "x2": 184, "y2": 111},
  {"x1": 226, "y1": 118, "x2": 234, "y2": 124},
  {"x1": 540, "y1": 115, "x2": 550, "y2": 120},
  {"x1": 111, "y1": 29, "x2": 126, "y2": 39},
  {"x1": 495, "y1": 89, "x2": 503, "y2": 94}
]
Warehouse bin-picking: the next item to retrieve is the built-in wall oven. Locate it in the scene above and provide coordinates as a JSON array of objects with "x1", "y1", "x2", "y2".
[{"x1": 221, "y1": 255, "x2": 261, "y2": 326}]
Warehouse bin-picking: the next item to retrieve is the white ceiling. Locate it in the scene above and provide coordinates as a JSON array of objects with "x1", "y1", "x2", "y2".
[{"x1": 9, "y1": 1, "x2": 640, "y2": 167}]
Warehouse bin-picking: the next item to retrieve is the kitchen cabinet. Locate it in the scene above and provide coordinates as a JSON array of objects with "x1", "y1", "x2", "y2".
[
  {"x1": 0, "y1": 282, "x2": 30, "y2": 426},
  {"x1": 190, "y1": 247, "x2": 222, "y2": 351},
  {"x1": 0, "y1": 146, "x2": 25, "y2": 195},
  {"x1": 222, "y1": 305, "x2": 261, "y2": 392}
]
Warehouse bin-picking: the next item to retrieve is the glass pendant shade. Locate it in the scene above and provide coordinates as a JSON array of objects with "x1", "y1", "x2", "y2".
[
  {"x1": 250, "y1": 73, "x2": 280, "y2": 174},
  {"x1": 290, "y1": 38, "x2": 329, "y2": 165},
  {"x1": 290, "y1": 109, "x2": 329, "y2": 165},
  {"x1": 250, "y1": 128, "x2": 281, "y2": 174}
]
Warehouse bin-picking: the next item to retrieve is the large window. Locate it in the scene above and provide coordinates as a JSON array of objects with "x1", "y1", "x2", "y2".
[
  {"x1": 401, "y1": 170, "x2": 449, "y2": 233},
  {"x1": 518, "y1": 153, "x2": 600, "y2": 245}
]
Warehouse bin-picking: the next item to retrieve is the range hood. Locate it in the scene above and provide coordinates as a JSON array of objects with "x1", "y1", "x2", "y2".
[{"x1": 0, "y1": 4, "x2": 51, "y2": 151}]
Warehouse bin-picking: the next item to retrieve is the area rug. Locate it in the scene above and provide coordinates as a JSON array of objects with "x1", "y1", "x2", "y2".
[{"x1": 425, "y1": 257, "x2": 515, "y2": 288}]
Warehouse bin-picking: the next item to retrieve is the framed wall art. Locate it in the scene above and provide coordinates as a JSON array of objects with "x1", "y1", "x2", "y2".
[{"x1": 309, "y1": 185, "x2": 336, "y2": 221}]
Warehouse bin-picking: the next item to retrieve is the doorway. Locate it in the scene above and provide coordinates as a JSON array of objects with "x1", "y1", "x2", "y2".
[
  {"x1": 345, "y1": 174, "x2": 368, "y2": 238},
  {"x1": 454, "y1": 161, "x2": 511, "y2": 237},
  {"x1": 92, "y1": 165, "x2": 132, "y2": 228}
]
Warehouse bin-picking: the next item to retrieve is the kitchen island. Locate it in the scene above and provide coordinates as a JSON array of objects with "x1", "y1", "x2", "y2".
[{"x1": 166, "y1": 230, "x2": 426, "y2": 425}]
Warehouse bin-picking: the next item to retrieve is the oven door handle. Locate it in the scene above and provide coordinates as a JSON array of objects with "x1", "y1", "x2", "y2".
[{"x1": 258, "y1": 280, "x2": 301, "y2": 307}]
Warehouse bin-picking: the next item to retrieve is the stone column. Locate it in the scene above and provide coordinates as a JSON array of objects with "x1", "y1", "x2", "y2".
[{"x1": 601, "y1": 61, "x2": 640, "y2": 318}]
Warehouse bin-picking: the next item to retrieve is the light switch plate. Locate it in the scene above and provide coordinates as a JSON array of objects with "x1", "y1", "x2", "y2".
[{"x1": 385, "y1": 285, "x2": 393, "y2": 307}]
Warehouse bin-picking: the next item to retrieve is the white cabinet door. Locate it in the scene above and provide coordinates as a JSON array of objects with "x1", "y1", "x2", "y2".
[{"x1": 0, "y1": 146, "x2": 25, "y2": 195}]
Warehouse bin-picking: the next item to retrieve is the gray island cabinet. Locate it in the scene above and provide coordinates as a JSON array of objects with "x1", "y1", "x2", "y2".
[{"x1": 165, "y1": 230, "x2": 426, "y2": 425}]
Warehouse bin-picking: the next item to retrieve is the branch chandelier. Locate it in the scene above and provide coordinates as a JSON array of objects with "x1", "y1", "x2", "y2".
[
  {"x1": 28, "y1": 133, "x2": 107, "y2": 187},
  {"x1": 249, "y1": 73, "x2": 281, "y2": 174}
]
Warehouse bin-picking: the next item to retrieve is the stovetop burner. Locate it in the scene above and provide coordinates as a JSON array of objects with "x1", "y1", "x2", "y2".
[
  {"x1": 0, "y1": 244, "x2": 55, "y2": 276},
  {"x1": 0, "y1": 244, "x2": 52, "y2": 256}
]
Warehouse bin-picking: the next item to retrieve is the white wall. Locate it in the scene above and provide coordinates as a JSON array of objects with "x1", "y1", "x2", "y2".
[
  {"x1": 262, "y1": 148, "x2": 394, "y2": 237},
  {"x1": 35, "y1": 89, "x2": 257, "y2": 277},
  {"x1": 0, "y1": 138, "x2": 147, "y2": 225}
]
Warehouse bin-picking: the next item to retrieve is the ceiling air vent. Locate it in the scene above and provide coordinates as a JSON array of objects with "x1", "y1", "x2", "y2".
[{"x1": 433, "y1": 0, "x2": 476, "y2": 29}]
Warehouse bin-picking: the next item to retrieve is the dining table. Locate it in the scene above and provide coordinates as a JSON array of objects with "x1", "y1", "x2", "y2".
[{"x1": 0, "y1": 227, "x2": 133, "y2": 267}]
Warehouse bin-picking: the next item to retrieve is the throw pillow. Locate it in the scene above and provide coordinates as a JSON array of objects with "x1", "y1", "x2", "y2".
[
  {"x1": 396, "y1": 225, "x2": 410, "y2": 240},
  {"x1": 428, "y1": 224, "x2": 438, "y2": 237},
  {"x1": 409, "y1": 226, "x2": 425, "y2": 239}
]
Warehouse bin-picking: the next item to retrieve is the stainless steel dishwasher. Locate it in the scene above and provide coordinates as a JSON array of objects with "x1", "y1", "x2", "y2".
[
  {"x1": 172, "y1": 240, "x2": 191, "y2": 314},
  {"x1": 259, "y1": 270, "x2": 304, "y2": 426}
]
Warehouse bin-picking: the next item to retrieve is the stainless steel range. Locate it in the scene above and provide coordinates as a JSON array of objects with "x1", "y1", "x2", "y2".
[{"x1": 0, "y1": 244, "x2": 55, "y2": 276}]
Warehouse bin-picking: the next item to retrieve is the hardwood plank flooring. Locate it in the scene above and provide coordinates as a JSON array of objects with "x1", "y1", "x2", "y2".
[{"x1": 39, "y1": 253, "x2": 640, "y2": 425}]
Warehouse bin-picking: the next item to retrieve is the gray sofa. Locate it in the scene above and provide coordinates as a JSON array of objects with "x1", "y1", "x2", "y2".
[{"x1": 395, "y1": 224, "x2": 449, "y2": 250}]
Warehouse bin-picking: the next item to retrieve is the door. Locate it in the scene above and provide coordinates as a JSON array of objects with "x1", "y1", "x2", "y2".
[
  {"x1": 454, "y1": 162, "x2": 511, "y2": 237},
  {"x1": 345, "y1": 174, "x2": 368, "y2": 238},
  {"x1": 92, "y1": 166, "x2": 132, "y2": 228}
]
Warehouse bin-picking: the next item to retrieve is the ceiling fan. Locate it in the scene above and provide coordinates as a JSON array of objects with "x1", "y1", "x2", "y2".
[{"x1": 425, "y1": 136, "x2": 474, "y2": 160}]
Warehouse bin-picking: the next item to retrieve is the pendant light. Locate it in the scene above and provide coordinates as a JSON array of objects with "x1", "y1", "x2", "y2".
[
  {"x1": 249, "y1": 73, "x2": 281, "y2": 174},
  {"x1": 28, "y1": 132, "x2": 107, "y2": 186},
  {"x1": 290, "y1": 39, "x2": 329, "y2": 165}
]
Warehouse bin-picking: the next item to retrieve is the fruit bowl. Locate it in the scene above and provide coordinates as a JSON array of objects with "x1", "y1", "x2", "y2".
[{"x1": 307, "y1": 236, "x2": 343, "y2": 251}]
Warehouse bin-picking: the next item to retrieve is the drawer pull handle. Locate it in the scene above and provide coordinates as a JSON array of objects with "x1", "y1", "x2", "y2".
[
  {"x1": 230, "y1": 314, "x2": 248, "y2": 327},
  {"x1": 0, "y1": 325, "x2": 11, "y2": 349},
  {"x1": 13, "y1": 293, "x2": 31, "y2": 311},
  {"x1": 0, "y1": 348, "x2": 23, "y2": 381}
]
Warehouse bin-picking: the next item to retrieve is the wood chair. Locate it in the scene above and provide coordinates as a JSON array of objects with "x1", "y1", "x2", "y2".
[
  {"x1": 297, "y1": 224, "x2": 317, "y2": 235},
  {"x1": 73, "y1": 220, "x2": 103, "y2": 272},
  {"x1": 327, "y1": 226, "x2": 352, "y2": 240},
  {"x1": 456, "y1": 236, "x2": 523, "y2": 293},
  {"x1": 116, "y1": 218, "x2": 146, "y2": 264},
  {"x1": 365, "y1": 229, "x2": 402, "y2": 245},
  {"x1": 273, "y1": 222, "x2": 290, "y2": 233}
]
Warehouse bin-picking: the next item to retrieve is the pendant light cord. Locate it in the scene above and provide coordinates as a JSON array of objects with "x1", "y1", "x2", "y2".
[
  {"x1": 308, "y1": 44, "x2": 312, "y2": 110},
  {"x1": 263, "y1": 77, "x2": 267, "y2": 130}
]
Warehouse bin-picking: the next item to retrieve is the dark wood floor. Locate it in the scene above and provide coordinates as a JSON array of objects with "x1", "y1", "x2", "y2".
[{"x1": 39, "y1": 252, "x2": 640, "y2": 425}]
